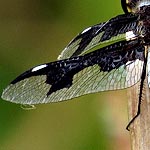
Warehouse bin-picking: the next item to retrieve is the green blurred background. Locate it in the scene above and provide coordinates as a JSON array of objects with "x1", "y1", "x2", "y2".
[{"x1": 0, "y1": 0, "x2": 130, "y2": 149}]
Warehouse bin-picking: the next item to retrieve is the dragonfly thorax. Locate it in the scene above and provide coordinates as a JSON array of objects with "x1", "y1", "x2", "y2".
[
  {"x1": 138, "y1": 5, "x2": 150, "y2": 44},
  {"x1": 121, "y1": 0, "x2": 150, "y2": 13}
]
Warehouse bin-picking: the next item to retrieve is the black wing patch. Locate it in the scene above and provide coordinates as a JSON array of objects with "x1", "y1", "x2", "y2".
[
  {"x1": 2, "y1": 39, "x2": 144, "y2": 104},
  {"x1": 58, "y1": 13, "x2": 138, "y2": 60}
]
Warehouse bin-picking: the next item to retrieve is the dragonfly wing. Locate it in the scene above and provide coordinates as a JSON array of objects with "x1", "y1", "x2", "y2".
[
  {"x1": 58, "y1": 13, "x2": 138, "y2": 60},
  {"x1": 1, "y1": 40, "x2": 144, "y2": 104}
]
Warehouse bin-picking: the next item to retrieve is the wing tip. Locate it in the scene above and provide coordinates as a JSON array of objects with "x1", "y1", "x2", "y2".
[
  {"x1": 1, "y1": 85, "x2": 29, "y2": 105},
  {"x1": 1, "y1": 85, "x2": 17, "y2": 104},
  {"x1": 1, "y1": 84, "x2": 50, "y2": 105}
]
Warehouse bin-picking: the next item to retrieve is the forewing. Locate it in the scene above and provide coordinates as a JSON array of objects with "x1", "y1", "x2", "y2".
[
  {"x1": 58, "y1": 13, "x2": 138, "y2": 60},
  {"x1": 1, "y1": 40, "x2": 144, "y2": 104}
]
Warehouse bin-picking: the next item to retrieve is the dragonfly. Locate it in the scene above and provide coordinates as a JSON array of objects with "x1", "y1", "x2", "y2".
[{"x1": 1, "y1": 0, "x2": 150, "y2": 130}]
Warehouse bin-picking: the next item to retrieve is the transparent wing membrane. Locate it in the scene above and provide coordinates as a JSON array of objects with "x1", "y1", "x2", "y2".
[
  {"x1": 58, "y1": 13, "x2": 138, "y2": 60},
  {"x1": 1, "y1": 60, "x2": 143, "y2": 104},
  {"x1": 2, "y1": 40, "x2": 144, "y2": 104}
]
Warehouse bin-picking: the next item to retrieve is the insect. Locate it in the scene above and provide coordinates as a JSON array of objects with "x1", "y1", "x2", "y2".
[{"x1": 1, "y1": 0, "x2": 150, "y2": 130}]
